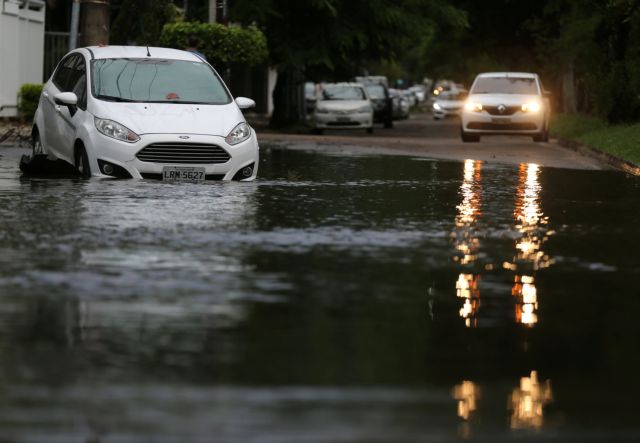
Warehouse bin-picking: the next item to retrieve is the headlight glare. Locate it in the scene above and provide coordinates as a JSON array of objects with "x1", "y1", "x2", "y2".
[
  {"x1": 433, "y1": 103, "x2": 442, "y2": 111},
  {"x1": 94, "y1": 118, "x2": 139, "y2": 143},
  {"x1": 225, "y1": 122, "x2": 251, "y2": 145},
  {"x1": 521, "y1": 102, "x2": 541, "y2": 113},
  {"x1": 465, "y1": 101, "x2": 483, "y2": 112}
]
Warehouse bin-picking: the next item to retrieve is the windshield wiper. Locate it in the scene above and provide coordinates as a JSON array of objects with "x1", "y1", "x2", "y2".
[{"x1": 95, "y1": 94, "x2": 137, "y2": 102}]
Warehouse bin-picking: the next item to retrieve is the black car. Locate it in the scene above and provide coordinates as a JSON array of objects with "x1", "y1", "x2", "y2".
[{"x1": 356, "y1": 79, "x2": 394, "y2": 128}]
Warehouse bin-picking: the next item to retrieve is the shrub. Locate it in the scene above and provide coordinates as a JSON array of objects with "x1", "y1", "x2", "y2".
[
  {"x1": 159, "y1": 22, "x2": 268, "y2": 69},
  {"x1": 18, "y1": 84, "x2": 43, "y2": 122}
]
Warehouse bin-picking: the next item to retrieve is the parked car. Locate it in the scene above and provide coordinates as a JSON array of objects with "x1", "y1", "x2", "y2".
[
  {"x1": 432, "y1": 90, "x2": 468, "y2": 120},
  {"x1": 389, "y1": 88, "x2": 410, "y2": 120},
  {"x1": 461, "y1": 72, "x2": 550, "y2": 143},
  {"x1": 30, "y1": 46, "x2": 259, "y2": 181},
  {"x1": 313, "y1": 82, "x2": 374, "y2": 134},
  {"x1": 305, "y1": 81, "x2": 317, "y2": 116}
]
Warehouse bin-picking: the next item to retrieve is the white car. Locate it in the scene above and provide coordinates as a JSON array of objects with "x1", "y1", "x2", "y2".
[
  {"x1": 461, "y1": 72, "x2": 550, "y2": 143},
  {"x1": 31, "y1": 46, "x2": 259, "y2": 181},
  {"x1": 313, "y1": 83, "x2": 374, "y2": 134},
  {"x1": 432, "y1": 90, "x2": 468, "y2": 120}
]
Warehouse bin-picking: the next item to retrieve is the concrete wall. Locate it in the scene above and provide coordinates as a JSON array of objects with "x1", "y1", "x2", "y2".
[{"x1": 0, "y1": 0, "x2": 45, "y2": 117}]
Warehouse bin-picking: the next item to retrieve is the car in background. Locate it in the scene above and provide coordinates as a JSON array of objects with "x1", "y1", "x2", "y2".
[
  {"x1": 432, "y1": 89, "x2": 468, "y2": 120},
  {"x1": 31, "y1": 46, "x2": 259, "y2": 181},
  {"x1": 305, "y1": 81, "x2": 317, "y2": 116},
  {"x1": 461, "y1": 72, "x2": 550, "y2": 143},
  {"x1": 313, "y1": 82, "x2": 374, "y2": 134},
  {"x1": 389, "y1": 88, "x2": 410, "y2": 120},
  {"x1": 355, "y1": 76, "x2": 393, "y2": 128},
  {"x1": 408, "y1": 85, "x2": 427, "y2": 103}
]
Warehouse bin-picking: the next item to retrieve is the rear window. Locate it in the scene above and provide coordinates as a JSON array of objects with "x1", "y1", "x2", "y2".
[
  {"x1": 322, "y1": 86, "x2": 366, "y2": 100},
  {"x1": 91, "y1": 58, "x2": 231, "y2": 104},
  {"x1": 471, "y1": 77, "x2": 538, "y2": 95}
]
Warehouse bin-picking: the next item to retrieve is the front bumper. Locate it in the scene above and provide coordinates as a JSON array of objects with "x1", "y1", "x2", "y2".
[
  {"x1": 85, "y1": 131, "x2": 259, "y2": 181},
  {"x1": 314, "y1": 112, "x2": 373, "y2": 129},
  {"x1": 461, "y1": 110, "x2": 544, "y2": 134}
]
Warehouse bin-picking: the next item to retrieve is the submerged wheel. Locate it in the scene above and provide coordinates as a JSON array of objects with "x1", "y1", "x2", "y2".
[
  {"x1": 75, "y1": 144, "x2": 91, "y2": 179},
  {"x1": 32, "y1": 131, "x2": 46, "y2": 157}
]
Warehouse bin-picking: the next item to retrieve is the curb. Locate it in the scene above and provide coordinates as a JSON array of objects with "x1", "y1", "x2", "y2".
[{"x1": 553, "y1": 137, "x2": 640, "y2": 176}]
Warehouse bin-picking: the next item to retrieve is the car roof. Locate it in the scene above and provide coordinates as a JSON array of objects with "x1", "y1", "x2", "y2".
[
  {"x1": 81, "y1": 46, "x2": 203, "y2": 62},
  {"x1": 476, "y1": 72, "x2": 537, "y2": 79},
  {"x1": 323, "y1": 82, "x2": 365, "y2": 88}
]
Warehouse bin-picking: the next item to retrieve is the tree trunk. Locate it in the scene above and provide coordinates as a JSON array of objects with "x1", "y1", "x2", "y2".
[
  {"x1": 562, "y1": 63, "x2": 577, "y2": 114},
  {"x1": 80, "y1": 0, "x2": 110, "y2": 46},
  {"x1": 269, "y1": 68, "x2": 304, "y2": 129}
]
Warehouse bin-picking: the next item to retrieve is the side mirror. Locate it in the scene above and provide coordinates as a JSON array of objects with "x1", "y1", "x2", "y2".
[
  {"x1": 54, "y1": 92, "x2": 78, "y2": 106},
  {"x1": 235, "y1": 97, "x2": 256, "y2": 109}
]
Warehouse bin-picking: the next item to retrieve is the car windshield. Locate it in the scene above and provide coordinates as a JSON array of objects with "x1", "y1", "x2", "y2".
[
  {"x1": 365, "y1": 84, "x2": 386, "y2": 99},
  {"x1": 91, "y1": 58, "x2": 231, "y2": 104},
  {"x1": 322, "y1": 86, "x2": 366, "y2": 100},
  {"x1": 441, "y1": 91, "x2": 467, "y2": 101},
  {"x1": 471, "y1": 77, "x2": 538, "y2": 94}
]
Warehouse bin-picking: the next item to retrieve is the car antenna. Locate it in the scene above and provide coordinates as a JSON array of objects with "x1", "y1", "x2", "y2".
[{"x1": 146, "y1": 46, "x2": 151, "y2": 57}]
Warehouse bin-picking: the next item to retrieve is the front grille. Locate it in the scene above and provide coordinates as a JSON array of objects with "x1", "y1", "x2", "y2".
[
  {"x1": 136, "y1": 143, "x2": 231, "y2": 164},
  {"x1": 467, "y1": 122, "x2": 537, "y2": 131},
  {"x1": 141, "y1": 173, "x2": 225, "y2": 180},
  {"x1": 484, "y1": 105, "x2": 521, "y2": 116}
]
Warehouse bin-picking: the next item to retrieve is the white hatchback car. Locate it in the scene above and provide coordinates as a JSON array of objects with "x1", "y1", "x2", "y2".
[
  {"x1": 313, "y1": 83, "x2": 374, "y2": 134},
  {"x1": 32, "y1": 46, "x2": 259, "y2": 181},
  {"x1": 461, "y1": 72, "x2": 550, "y2": 143},
  {"x1": 432, "y1": 90, "x2": 468, "y2": 120}
]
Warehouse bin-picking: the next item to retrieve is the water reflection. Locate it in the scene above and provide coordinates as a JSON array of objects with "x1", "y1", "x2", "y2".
[
  {"x1": 453, "y1": 160, "x2": 483, "y2": 327},
  {"x1": 509, "y1": 371, "x2": 553, "y2": 430}
]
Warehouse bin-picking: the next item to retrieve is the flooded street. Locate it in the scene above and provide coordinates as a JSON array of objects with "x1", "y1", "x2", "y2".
[{"x1": 0, "y1": 144, "x2": 639, "y2": 442}]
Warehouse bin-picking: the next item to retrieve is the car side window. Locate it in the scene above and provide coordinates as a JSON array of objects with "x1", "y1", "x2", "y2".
[
  {"x1": 68, "y1": 57, "x2": 87, "y2": 110},
  {"x1": 52, "y1": 55, "x2": 78, "y2": 92}
]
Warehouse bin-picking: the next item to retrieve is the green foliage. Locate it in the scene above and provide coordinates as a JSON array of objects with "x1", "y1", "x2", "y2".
[
  {"x1": 18, "y1": 84, "x2": 43, "y2": 122},
  {"x1": 551, "y1": 113, "x2": 640, "y2": 164},
  {"x1": 159, "y1": 22, "x2": 268, "y2": 68},
  {"x1": 110, "y1": 0, "x2": 181, "y2": 46}
]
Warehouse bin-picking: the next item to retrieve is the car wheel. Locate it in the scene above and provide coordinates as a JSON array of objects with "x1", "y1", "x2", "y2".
[
  {"x1": 366, "y1": 127, "x2": 374, "y2": 134},
  {"x1": 75, "y1": 144, "x2": 91, "y2": 179},
  {"x1": 533, "y1": 128, "x2": 548, "y2": 143},
  {"x1": 32, "y1": 131, "x2": 46, "y2": 157},
  {"x1": 384, "y1": 119, "x2": 393, "y2": 129},
  {"x1": 460, "y1": 128, "x2": 480, "y2": 143},
  {"x1": 312, "y1": 128, "x2": 323, "y2": 135}
]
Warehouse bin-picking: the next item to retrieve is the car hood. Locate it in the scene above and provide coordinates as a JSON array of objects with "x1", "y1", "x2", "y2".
[
  {"x1": 89, "y1": 100, "x2": 245, "y2": 136},
  {"x1": 316, "y1": 100, "x2": 370, "y2": 111},
  {"x1": 467, "y1": 93, "x2": 540, "y2": 105}
]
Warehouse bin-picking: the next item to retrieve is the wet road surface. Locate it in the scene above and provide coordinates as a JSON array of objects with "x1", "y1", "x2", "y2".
[{"x1": 0, "y1": 134, "x2": 638, "y2": 442}]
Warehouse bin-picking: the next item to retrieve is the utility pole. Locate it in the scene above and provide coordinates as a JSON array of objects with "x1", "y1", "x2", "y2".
[
  {"x1": 80, "y1": 0, "x2": 110, "y2": 46},
  {"x1": 208, "y1": 0, "x2": 226, "y2": 23}
]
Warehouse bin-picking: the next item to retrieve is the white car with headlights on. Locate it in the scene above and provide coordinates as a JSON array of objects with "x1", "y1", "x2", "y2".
[
  {"x1": 461, "y1": 72, "x2": 550, "y2": 143},
  {"x1": 31, "y1": 46, "x2": 259, "y2": 182},
  {"x1": 432, "y1": 90, "x2": 468, "y2": 120},
  {"x1": 313, "y1": 83, "x2": 374, "y2": 134}
]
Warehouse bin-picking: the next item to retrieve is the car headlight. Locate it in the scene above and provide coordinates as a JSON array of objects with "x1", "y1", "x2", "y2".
[
  {"x1": 465, "y1": 101, "x2": 483, "y2": 112},
  {"x1": 355, "y1": 105, "x2": 373, "y2": 113},
  {"x1": 433, "y1": 103, "x2": 442, "y2": 111},
  {"x1": 225, "y1": 122, "x2": 251, "y2": 145},
  {"x1": 94, "y1": 117, "x2": 140, "y2": 143},
  {"x1": 521, "y1": 102, "x2": 541, "y2": 113}
]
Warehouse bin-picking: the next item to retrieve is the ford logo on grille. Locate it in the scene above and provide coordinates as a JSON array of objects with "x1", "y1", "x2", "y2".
[
  {"x1": 179, "y1": 135, "x2": 190, "y2": 140},
  {"x1": 497, "y1": 104, "x2": 506, "y2": 114}
]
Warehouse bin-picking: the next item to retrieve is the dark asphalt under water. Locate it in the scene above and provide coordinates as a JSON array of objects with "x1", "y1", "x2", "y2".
[{"x1": 0, "y1": 145, "x2": 639, "y2": 442}]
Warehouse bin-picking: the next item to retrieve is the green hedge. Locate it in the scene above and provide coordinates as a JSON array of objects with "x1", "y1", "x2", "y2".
[
  {"x1": 18, "y1": 84, "x2": 43, "y2": 122},
  {"x1": 159, "y1": 22, "x2": 268, "y2": 68}
]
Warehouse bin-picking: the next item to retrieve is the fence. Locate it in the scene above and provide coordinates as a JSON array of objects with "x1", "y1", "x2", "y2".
[{"x1": 43, "y1": 31, "x2": 69, "y2": 82}]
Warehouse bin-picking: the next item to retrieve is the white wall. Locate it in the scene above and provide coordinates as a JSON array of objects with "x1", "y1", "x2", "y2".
[{"x1": 0, "y1": 0, "x2": 45, "y2": 117}]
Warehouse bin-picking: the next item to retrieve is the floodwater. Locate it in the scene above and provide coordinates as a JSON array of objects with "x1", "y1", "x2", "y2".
[{"x1": 0, "y1": 145, "x2": 639, "y2": 442}]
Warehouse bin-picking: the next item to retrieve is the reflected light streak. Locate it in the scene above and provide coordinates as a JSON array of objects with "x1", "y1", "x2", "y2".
[
  {"x1": 512, "y1": 275, "x2": 538, "y2": 326},
  {"x1": 509, "y1": 371, "x2": 553, "y2": 430},
  {"x1": 457, "y1": 273, "x2": 480, "y2": 328},
  {"x1": 453, "y1": 380, "x2": 480, "y2": 420}
]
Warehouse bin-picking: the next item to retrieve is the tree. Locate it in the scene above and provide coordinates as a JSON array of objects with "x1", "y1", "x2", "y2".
[{"x1": 229, "y1": 0, "x2": 467, "y2": 128}]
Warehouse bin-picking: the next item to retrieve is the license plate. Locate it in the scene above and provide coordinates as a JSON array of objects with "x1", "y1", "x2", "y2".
[
  {"x1": 492, "y1": 118, "x2": 512, "y2": 124},
  {"x1": 162, "y1": 166, "x2": 205, "y2": 183}
]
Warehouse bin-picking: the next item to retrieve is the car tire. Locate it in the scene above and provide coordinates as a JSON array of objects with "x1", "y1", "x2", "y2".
[
  {"x1": 75, "y1": 144, "x2": 91, "y2": 179},
  {"x1": 533, "y1": 127, "x2": 549, "y2": 143},
  {"x1": 32, "y1": 131, "x2": 46, "y2": 157},
  {"x1": 384, "y1": 119, "x2": 393, "y2": 129},
  {"x1": 312, "y1": 128, "x2": 323, "y2": 135},
  {"x1": 366, "y1": 127, "x2": 374, "y2": 134},
  {"x1": 460, "y1": 128, "x2": 480, "y2": 143}
]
